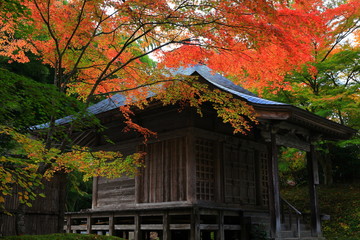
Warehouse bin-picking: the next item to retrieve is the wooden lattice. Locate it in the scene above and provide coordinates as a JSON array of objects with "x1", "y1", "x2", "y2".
[
  {"x1": 259, "y1": 151, "x2": 269, "y2": 206},
  {"x1": 195, "y1": 138, "x2": 215, "y2": 201}
]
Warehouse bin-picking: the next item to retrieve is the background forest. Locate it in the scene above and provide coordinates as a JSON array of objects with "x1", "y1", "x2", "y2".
[{"x1": 0, "y1": 0, "x2": 359, "y2": 239}]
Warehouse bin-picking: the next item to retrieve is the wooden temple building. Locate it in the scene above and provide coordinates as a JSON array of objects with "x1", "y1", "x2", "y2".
[{"x1": 63, "y1": 65, "x2": 355, "y2": 240}]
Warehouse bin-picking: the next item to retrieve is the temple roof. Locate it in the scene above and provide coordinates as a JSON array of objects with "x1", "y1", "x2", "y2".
[
  {"x1": 173, "y1": 65, "x2": 287, "y2": 106},
  {"x1": 34, "y1": 65, "x2": 287, "y2": 128},
  {"x1": 32, "y1": 65, "x2": 356, "y2": 140},
  {"x1": 88, "y1": 65, "x2": 289, "y2": 115}
]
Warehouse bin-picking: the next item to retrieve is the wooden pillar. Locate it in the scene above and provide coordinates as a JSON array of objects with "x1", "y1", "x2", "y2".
[
  {"x1": 57, "y1": 173, "x2": 68, "y2": 233},
  {"x1": 163, "y1": 212, "x2": 170, "y2": 240},
  {"x1": 217, "y1": 211, "x2": 224, "y2": 240},
  {"x1": 66, "y1": 215, "x2": 71, "y2": 233},
  {"x1": 240, "y1": 215, "x2": 251, "y2": 240},
  {"x1": 191, "y1": 207, "x2": 200, "y2": 240},
  {"x1": 216, "y1": 141, "x2": 224, "y2": 204},
  {"x1": 307, "y1": 144, "x2": 322, "y2": 237},
  {"x1": 135, "y1": 214, "x2": 141, "y2": 240},
  {"x1": 187, "y1": 134, "x2": 196, "y2": 203},
  {"x1": 267, "y1": 130, "x2": 281, "y2": 238},
  {"x1": 109, "y1": 215, "x2": 114, "y2": 236},
  {"x1": 92, "y1": 177, "x2": 98, "y2": 209},
  {"x1": 86, "y1": 215, "x2": 92, "y2": 234}
]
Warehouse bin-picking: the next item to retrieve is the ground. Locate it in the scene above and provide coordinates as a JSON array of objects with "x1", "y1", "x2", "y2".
[{"x1": 281, "y1": 183, "x2": 360, "y2": 240}]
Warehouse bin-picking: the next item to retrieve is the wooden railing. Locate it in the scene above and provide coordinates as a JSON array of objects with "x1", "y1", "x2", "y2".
[
  {"x1": 280, "y1": 197, "x2": 303, "y2": 239},
  {"x1": 64, "y1": 206, "x2": 249, "y2": 239}
]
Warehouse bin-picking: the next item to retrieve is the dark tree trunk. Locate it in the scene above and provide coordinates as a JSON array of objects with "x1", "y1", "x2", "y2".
[
  {"x1": 318, "y1": 151, "x2": 333, "y2": 185},
  {"x1": 57, "y1": 172, "x2": 68, "y2": 233},
  {"x1": 15, "y1": 204, "x2": 26, "y2": 235}
]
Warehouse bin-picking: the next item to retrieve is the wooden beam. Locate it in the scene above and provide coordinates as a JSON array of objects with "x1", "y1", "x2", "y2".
[
  {"x1": 92, "y1": 225, "x2": 110, "y2": 230},
  {"x1": 307, "y1": 144, "x2": 322, "y2": 237},
  {"x1": 199, "y1": 224, "x2": 219, "y2": 230},
  {"x1": 114, "y1": 224, "x2": 135, "y2": 230},
  {"x1": 169, "y1": 224, "x2": 191, "y2": 230},
  {"x1": 70, "y1": 225, "x2": 87, "y2": 231},
  {"x1": 261, "y1": 123, "x2": 310, "y2": 151},
  {"x1": 140, "y1": 224, "x2": 163, "y2": 230},
  {"x1": 267, "y1": 130, "x2": 281, "y2": 238},
  {"x1": 255, "y1": 109, "x2": 291, "y2": 120},
  {"x1": 275, "y1": 134, "x2": 310, "y2": 152},
  {"x1": 223, "y1": 225, "x2": 241, "y2": 230}
]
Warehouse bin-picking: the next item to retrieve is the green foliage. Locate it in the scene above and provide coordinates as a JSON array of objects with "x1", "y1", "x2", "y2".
[
  {"x1": 65, "y1": 171, "x2": 92, "y2": 212},
  {"x1": 0, "y1": 0, "x2": 29, "y2": 17},
  {"x1": 281, "y1": 184, "x2": 360, "y2": 240},
  {"x1": 250, "y1": 224, "x2": 268, "y2": 240},
  {"x1": 0, "y1": 125, "x2": 145, "y2": 211},
  {"x1": 0, "y1": 68, "x2": 82, "y2": 130},
  {"x1": 0, "y1": 66, "x2": 144, "y2": 214},
  {"x1": 328, "y1": 143, "x2": 360, "y2": 183},
  {"x1": 278, "y1": 147, "x2": 307, "y2": 186},
  {"x1": 1, "y1": 233, "x2": 123, "y2": 239},
  {"x1": 265, "y1": 48, "x2": 359, "y2": 128},
  {"x1": 0, "y1": 126, "x2": 60, "y2": 212},
  {"x1": 0, "y1": 55, "x2": 52, "y2": 84}
]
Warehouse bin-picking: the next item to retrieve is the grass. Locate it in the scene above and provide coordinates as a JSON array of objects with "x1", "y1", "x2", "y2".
[
  {"x1": 281, "y1": 183, "x2": 360, "y2": 240},
  {"x1": 1, "y1": 233, "x2": 123, "y2": 240}
]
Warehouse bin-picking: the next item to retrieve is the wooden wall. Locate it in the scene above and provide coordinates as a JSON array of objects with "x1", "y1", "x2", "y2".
[
  {"x1": 95, "y1": 176, "x2": 136, "y2": 208},
  {"x1": 92, "y1": 130, "x2": 269, "y2": 210},
  {"x1": 223, "y1": 142, "x2": 269, "y2": 206},
  {"x1": 137, "y1": 137, "x2": 188, "y2": 203},
  {"x1": 91, "y1": 103, "x2": 269, "y2": 210},
  {"x1": 93, "y1": 144, "x2": 137, "y2": 209},
  {"x1": 0, "y1": 174, "x2": 65, "y2": 236},
  {"x1": 192, "y1": 130, "x2": 269, "y2": 208},
  {"x1": 223, "y1": 144, "x2": 257, "y2": 205}
]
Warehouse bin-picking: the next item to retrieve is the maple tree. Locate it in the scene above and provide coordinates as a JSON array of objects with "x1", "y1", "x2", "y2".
[
  {"x1": 0, "y1": 69, "x2": 144, "y2": 217},
  {"x1": 262, "y1": 0, "x2": 360, "y2": 184},
  {"x1": 0, "y1": 0, "x2": 275, "y2": 221},
  {"x1": 1, "y1": 0, "x2": 360, "y2": 233}
]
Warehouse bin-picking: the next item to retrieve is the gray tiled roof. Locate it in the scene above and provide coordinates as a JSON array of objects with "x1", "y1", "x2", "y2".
[
  {"x1": 177, "y1": 65, "x2": 287, "y2": 106},
  {"x1": 32, "y1": 65, "x2": 287, "y2": 129}
]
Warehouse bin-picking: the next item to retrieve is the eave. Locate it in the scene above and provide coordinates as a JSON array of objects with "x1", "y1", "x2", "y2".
[{"x1": 253, "y1": 104, "x2": 357, "y2": 141}]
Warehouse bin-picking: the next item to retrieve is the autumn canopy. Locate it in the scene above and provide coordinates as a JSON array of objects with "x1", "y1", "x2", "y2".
[{"x1": 1, "y1": 0, "x2": 358, "y2": 97}]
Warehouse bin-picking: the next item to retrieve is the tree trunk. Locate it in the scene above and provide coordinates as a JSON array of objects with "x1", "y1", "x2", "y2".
[
  {"x1": 15, "y1": 204, "x2": 26, "y2": 235},
  {"x1": 317, "y1": 151, "x2": 333, "y2": 185},
  {"x1": 57, "y1": 172, "x2": 68, "y2": 233}
]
